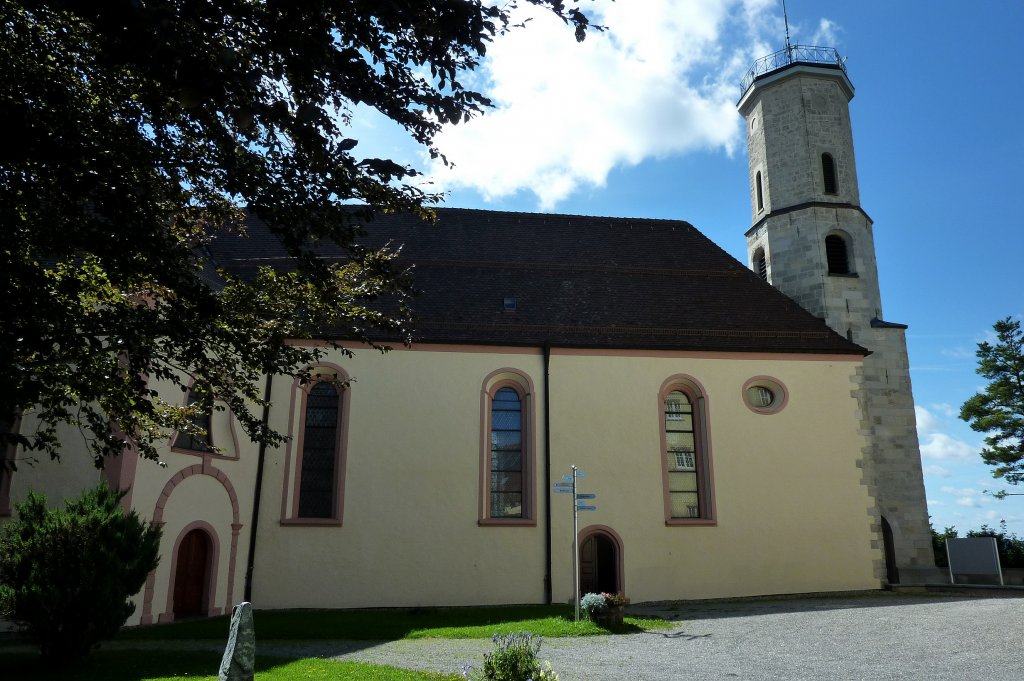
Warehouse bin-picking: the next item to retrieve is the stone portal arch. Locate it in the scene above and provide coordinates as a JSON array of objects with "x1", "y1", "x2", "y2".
[{"x1": 140, "y1": 463, "x2": 242, "y2": 624}]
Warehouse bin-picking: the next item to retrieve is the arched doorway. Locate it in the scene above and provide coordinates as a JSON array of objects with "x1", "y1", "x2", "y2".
[
  {"x1": 880, "y1": 516, "x2": 900, "y2": 585},
  {"x1": 173, "y1": 528, "x2": 212, "y2": 618},
  {"x1": 579, "y1": 528, "x2": 622, "y2": 595}
]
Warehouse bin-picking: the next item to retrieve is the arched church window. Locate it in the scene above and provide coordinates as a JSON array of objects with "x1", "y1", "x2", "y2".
[
  {"x1": 755, "y1": 171, "x2": 764, "y2": 212},
  {"x1": 822, "y1": 153, "x2": 838, "y2": 195},
  {"x1": 298, "y1": 381, "x2": 342, "y2": 518},
  {"x1": 660, "y1": 377, "x2": 714, "y2": 524},
  {"x1": 479, "y1": 369, "x2": 535, "y2": 525},
  {"x1": 489, "y1": 387, "x2": 524, "y2": 519},
  {"x1": 825, "y1": 235, "x2": 850, "y2": 275}
]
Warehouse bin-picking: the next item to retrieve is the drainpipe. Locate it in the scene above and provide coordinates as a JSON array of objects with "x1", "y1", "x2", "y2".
[
  {"x1": 543, "y1": 342, "x2": 553, "y2": 604},
  {"x1": 244, "y1": 373, "x2": 273, "y2": 602}
]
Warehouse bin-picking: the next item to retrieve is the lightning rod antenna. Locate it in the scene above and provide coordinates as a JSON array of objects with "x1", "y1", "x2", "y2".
[{"x1": 782, "y1": 0, "x2": 793, "y2": 60}]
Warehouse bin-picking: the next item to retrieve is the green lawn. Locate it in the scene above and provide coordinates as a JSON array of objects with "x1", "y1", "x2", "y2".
[
  {"x1": 117, "y1": 604, "x2": 672, "y2": 641},
  {"x1": 0, "y1": 649, "x2": 461, "y2": 681},
  {"x1": 0, "y1": 605, "x2": 672, "y2": 679}
]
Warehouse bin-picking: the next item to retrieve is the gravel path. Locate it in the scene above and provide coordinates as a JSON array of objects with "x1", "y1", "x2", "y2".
[
  {"x1": 11, "y1": 592, "x2": 1024, "y2": 680},
  {"x1": 256, "y1": 593, "x2": 1024, "y2": 680}
]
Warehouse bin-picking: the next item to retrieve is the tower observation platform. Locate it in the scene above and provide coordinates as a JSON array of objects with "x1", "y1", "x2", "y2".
[{"x1": 740, "y1": 44, "x2": 847, "y2": 97}]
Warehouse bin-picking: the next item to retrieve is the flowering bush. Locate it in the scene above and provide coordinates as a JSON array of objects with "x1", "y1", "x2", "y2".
[
  {"x1": 602, "y1": 592, "x2": 629, "y2": 607},
  {"x1": 580, "y1": 592, "x2": 607, "y2": 615},
  {"x1": 462, "y1": 631, "x2": 560, "y2": 681}
]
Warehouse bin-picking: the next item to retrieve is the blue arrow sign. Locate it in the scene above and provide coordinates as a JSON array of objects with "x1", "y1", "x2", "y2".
[
  {"x1": 575, "y1": 493, "x2": 596, "y2": 499},
  {"x1": 576, "y1": 505, "x2": 597, "y2": 511},
  {"x1": 574, "y1": 470, "x2": 586, "y2": 478},
  {"x1": 554, "y1": 482, "x2": 573, "y2": 488},
  {"x1": 553, "y1": 488, "x2": 574, "y2": 494},
  {"x1": 562, "y1": 474, "x2": 574, "y2": 482}
]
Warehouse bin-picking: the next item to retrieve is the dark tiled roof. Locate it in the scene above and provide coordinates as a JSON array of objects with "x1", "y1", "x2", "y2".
[{"x1": 206, "y1": 208, "x2": 865, "y2": 355}]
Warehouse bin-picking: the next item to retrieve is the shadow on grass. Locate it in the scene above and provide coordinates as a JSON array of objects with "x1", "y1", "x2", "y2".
[
  {"x1": 115, "y1": 604, "x2": 669, "y2": 643},
  {"x1": 0, "y1": 649, "x2": 463, "y2": 680},
  {"x1": 0, "y1": 648, "x2": 287, "y2": 681}
]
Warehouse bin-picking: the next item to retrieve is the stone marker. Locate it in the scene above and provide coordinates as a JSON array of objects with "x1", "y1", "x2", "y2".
[{"x1": 219, "y1": 602, "x2": 255, "y2": 681}]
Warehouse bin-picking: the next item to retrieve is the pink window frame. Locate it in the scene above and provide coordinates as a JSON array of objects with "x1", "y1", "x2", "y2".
[
  {"x1": 479, "y1": 369, "x2": 537, "y2": 526},
  {"x1": 659, "y1": 375, "x2": 716, "y2": 526},
  {"x1": 282, "y1": 364, "x2": 350, "y2": 526},
  {"x1": 168, "y1": 380, "x2": 241, "y2": 460}
]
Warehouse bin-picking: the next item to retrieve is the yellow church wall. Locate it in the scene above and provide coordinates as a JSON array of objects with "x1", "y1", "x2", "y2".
[
  {"x1": 547, "y1": 350, "x2": 880, "y2": 602},
  {"x1": 251, "y1": 343, "x2": 880, "y2": 609},
  {"x1": 3, "y1": 342, "x2": 880, "y2": 618},
  {"x1": 2, "y1": 417, "x2": 104, "y2": 509},
  {"x1": 253, "y1": 345, "x2": 549, "y2": 608}
]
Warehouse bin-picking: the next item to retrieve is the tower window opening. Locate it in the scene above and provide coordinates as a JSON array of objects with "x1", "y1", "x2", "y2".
[
  {"x1": 754, "y1": 248, "x2": 768, "y2": 281},
  {"x1": 822, "y1": 153, "x2": 838, "y2": 195},
  {"x1": 825, "y1": 235, "x2": 850, "y2": 274},
  {"x1": 755, "y1": 171, "x2": 764, "y2": 212}
]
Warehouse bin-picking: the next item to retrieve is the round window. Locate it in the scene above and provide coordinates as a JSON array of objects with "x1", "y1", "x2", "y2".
[
  {"x1": 742, "y1": 377, "x2": 787, "y2": 414},
  {"x1": 747, "y1": 386, "x2": 774, "y2": 408}
]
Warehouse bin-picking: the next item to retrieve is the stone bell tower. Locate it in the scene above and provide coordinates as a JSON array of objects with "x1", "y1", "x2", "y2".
[{"x1": 737, "y1": 45, "x2": 939, "y2": 584}]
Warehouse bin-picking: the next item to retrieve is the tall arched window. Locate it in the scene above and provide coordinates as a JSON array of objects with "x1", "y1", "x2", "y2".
[
  {"x1": 479, "y1": 369, "x2": 536, "y2": 525},
  {"x1": 298, "y1": 382, "x2": 341, "y2": 518},
  {"x1": 660, "y1": 377, "x2": 714, "y2": 525},
  {"x1": 825, "y1": 234, "x2": 851, "y2": 275},
  {"x1": 490, "y1": 387, "x2": 524, "y2": 518},
  {"x1": 822, "y1": 153, "x2": 838, "y2": 194},
  {"x1": 755, "y1": 171, "x2": 764, "y2": 212}
]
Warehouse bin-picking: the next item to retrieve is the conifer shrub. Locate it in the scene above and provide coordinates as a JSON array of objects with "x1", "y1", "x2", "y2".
[{"x1": 0, "y1": 483, "x2": 161, "y2": 664}]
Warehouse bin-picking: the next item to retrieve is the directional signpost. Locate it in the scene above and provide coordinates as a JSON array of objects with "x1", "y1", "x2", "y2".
[{"x1": 552, "y1": 465, "x2": 596, "y2": 622}]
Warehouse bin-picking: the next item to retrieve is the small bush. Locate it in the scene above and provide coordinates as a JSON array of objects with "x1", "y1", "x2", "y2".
[
  {"x1": 0, "y1": 483, "x2": 161, "y2": 664},
  {"x1": 468, "y1": 631, "x2": 560, "y2": 681},
  {"x1": 579, "y1": 592, "x2": 607, "y2": 614}
]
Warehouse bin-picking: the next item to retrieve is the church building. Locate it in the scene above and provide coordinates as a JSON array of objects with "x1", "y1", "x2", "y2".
[{"x1": 0, "y1": 43, "x2": 938, "y2": 623}]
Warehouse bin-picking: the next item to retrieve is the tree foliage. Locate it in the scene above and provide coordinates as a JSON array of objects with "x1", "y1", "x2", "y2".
[
  {"x1": 0, "y1": 483, "x2": 161, "y2": 664},
  {"x1": 960, "y1": 317, "x2": 1024, "y2": 483},
  {"x1": 930, "y1": 520, "x2": 1024, "y2": 569},
  {"x1": 0, "y1": 1, "x2": 597, "y2": 466}
]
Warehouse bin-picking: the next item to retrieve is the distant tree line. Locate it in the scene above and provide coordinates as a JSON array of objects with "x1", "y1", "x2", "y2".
[{"x1": 930, "y1": 520, "x2": 1024, "y2": 569}]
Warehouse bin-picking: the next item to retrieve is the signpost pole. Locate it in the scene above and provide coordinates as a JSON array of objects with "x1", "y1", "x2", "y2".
[{"x1": 572, "y1": 464, "x2": 579, "y2": 622}]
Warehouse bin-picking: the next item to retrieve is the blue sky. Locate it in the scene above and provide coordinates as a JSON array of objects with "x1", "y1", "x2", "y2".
[{"x1": 355, "y1": 1, "x2": 1024, "y2": 535}]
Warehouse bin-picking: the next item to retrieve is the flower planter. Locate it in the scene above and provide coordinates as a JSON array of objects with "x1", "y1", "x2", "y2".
[{"x1": 589, "y1": 604, "x2": 625, "y2": 628}]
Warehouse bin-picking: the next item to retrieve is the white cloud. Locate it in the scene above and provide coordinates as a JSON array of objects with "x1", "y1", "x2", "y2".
[
  {"x1": 940, "y1": 347, "x2": 975, "y2": 360},
  {"x1": 924, "y1": 464, "x2": 952, "y2": 478},
  {"x1": 806, "y1": 19, "x2": 839, "y2": 47},
  {"x1": 942, "y1": 486, "x2": 984, "y2": 508},
  {"x1": 916, "y1": 405, "x2": 978, "y2": 461},
  {"x1": 425, "y1": 0, "x2": 792, "y2": 208},
  {"x1": 921, "y1": 433, "x2": 976, "y2": 461}
]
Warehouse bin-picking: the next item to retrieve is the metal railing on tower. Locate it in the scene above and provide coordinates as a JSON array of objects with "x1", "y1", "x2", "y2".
[{"x1": 740, "y1": 45, "x2": 846, "y2": 95}]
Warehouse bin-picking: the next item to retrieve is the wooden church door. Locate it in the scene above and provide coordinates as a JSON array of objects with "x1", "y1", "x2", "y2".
[
  {"x1": 579, "y1": 532, "x2": 618, "y2": 595},
  {"x1": 173, "y1": 528, "x2": 211, "y2": 618}
]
